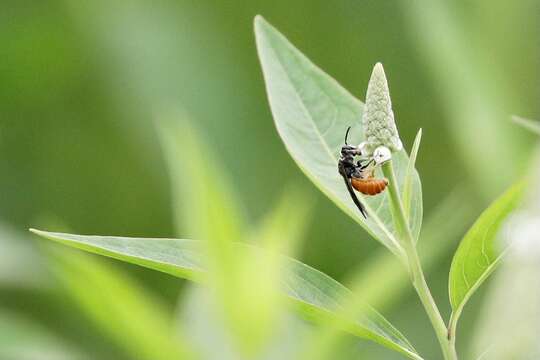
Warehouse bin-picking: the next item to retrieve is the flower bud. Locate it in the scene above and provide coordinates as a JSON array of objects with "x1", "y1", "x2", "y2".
[
  {"x1": 373, "y1": 146, "x2": 392, "y2": 165},
  {"x1": 361, "y1": 63, "x2": 403, "y2": 155}
]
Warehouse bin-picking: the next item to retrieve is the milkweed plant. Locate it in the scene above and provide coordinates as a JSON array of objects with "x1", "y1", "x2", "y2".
[{"x1": 30, "y1": 16, "x2": 532, "y2": 360}]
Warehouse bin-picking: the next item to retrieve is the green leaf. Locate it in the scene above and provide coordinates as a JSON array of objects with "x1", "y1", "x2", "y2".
[
  {"x1": 30, "y1": 229, "x2": 422, "y2": 360},
  {"x1": 45, "y1": 246, "x2": 195, "y2": 360},
  {"x1": 448, "y1": 181, "x2": 526, "y2": 321},
  {"x1": 402, "y1": 129, "x2": 422, "y2": 224},
  {"x1": 254, "y1": 16, "x2": 422, "y2": 256},
  {"x1": 158, "y1": 114, "x2": 307, "y2": 355},
  {"x1": 156, "y1": 113, "x2": 244, "y2": 337},
  {"x1": 512, "y1": 116, "x2": 540, "y2": 136},
  {"x1": 252, "y1": 186, "x2": 312, "y2": 254},
  {"x1": 226, "y1": 189, "x2": 312, "y2": 355},
  {"x1": 155, "y1": 113, "x2": 246, "y2": 243}
]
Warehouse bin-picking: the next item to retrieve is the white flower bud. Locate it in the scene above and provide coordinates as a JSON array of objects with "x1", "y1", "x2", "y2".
[
  {"x1": 373, "y1": 146, "x2": 392, "y2": 165},
  {"x1": 361, "y1": 63, "x2": 403, "y2": 155}
]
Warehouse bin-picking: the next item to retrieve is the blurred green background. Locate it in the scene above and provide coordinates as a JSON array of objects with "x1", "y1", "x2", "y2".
[{"x1": 1, "y1": 0, "x2": 538, "y2": 359}]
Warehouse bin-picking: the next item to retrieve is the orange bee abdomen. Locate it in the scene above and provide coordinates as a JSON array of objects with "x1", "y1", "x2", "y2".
[{"x1": 351, "y1": 178, "x2": 388, "y2": 195}]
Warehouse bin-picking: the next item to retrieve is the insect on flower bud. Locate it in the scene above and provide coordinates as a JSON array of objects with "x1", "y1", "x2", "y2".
[{"x1": 361, "y1": 62, "x2": 403, "y2": 156}]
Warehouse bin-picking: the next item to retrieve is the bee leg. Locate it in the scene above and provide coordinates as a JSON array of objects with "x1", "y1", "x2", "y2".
[
  {"x1": 338, "y1": 162, "x2": 368, "y2": 219},
  {"x1": 359, "y1": 158, "x2": 375, "y2": 170}
]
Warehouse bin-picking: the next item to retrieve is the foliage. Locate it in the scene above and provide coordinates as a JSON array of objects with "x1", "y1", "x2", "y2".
[
  {"x1": 27, "y1": 16, "x2": 530, "y2": 360},
  {"x1": 0, "y1": 2, "x2": 535, "y2": 358}
]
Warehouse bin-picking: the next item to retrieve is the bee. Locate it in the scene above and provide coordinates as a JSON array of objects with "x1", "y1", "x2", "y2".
[{"x1": 338, "y1": 127, "x2": 389, "y2": 218}]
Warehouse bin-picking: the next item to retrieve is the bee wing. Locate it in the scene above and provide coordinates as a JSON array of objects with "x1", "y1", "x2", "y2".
[{"x1": 338, "y1": 164, "x2": 368, "y2": 219}]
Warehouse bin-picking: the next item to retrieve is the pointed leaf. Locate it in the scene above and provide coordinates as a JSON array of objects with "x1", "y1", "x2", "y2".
[
  {"x1": 403, "y1": 129, "x2": 422, "y2": 225},
  {"x1": 254, "y1": 16, "x2": 422, "y2": 255},
  {"x1": 449, "y1": 181, "x2": 526, "y2": 321},
  {"x1": 30, "y1": 229, "x2": 422, "y2": 360},
  {"x1": 156, "y1": 114, "x2": 246, "y2": 242}
]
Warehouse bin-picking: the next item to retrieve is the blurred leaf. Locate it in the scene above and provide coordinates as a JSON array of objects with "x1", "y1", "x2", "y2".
[
  {"x1": 0, "y1": 310, "x2": 85, "y2": 360},
  {"x1": 403, "y1": 129, "x2": 422, "y2": 224},
  {"x1": 156, "y1": 113, "x2": 244, "y2": 321},
  {"x1": 252, "y1": 187, "x2": 312, "y2": 254},
  {"x1": 182, "y1": 285, "x2": 314, "y2": 360},
  {"x1": 158, "y1": 113, "x2": 291, "y2": 355},
  {"x1": 45, "y1": 245, "x2": 195, "y2": 360},
  {"x1": 156, "y1": 113, "x2": 246, "y2": 242},
  {"x1": 448, "y1": 181, "x2": 525, "y2": 325},
  {"x1": 31, "y1": 230, "x2": 422, "y2": 359},
  {"x1": 179, "y1": 285, "x2": 311, "y2": 360},
  {"x1": 230, "y1": 188, "x2": 312, "y2": 353},
  {"x1": 512, "y1": 116, "x2": 540, "y2": 136},
  {"x1": 254, "y1": 16, "x2": 422, "y2": 257},
  {"x1": 175, "y1": 189, "x2": 312, "y2": 360}
]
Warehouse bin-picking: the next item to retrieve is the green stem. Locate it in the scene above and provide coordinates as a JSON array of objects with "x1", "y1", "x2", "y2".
[
  {"x1": 447, "y1": 312, "x2": 460, "y2": 359},
  {"x1": 382, "y1": 161, "x2": 457, "y2": 360}
]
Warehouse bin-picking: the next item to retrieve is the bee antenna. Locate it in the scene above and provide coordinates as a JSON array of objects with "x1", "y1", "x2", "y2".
[{"x1": 344, "y1": 126, "x2": 352, "y2": 145}]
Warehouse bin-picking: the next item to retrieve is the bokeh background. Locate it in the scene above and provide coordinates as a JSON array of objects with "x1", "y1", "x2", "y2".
[{"x1": 1, "y1": 1, "x2": 539, "y2": 359}]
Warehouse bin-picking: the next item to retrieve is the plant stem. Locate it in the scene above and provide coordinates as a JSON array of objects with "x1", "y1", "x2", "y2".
[
  {"x1": 382, "y1": 161, "x2": 457, "y2": 360},
  {"x1": 447, "y1": 313, "x2": 460, "y2": 359},
  {"x1": 405, "y1": 240, "x2": 457, "y2": 360}
]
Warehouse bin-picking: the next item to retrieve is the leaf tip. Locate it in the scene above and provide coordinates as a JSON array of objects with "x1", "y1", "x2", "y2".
[
  {"x1": 411, "y1": 128, "x2": 423, "y2": 152},
  {"x1": 254, "y1": 14, "x2": 265, "y2": 25},
  {"x1": 29, "y1": 228, "x2": 51, "y2": 239},
  {"x1": 254, "y1": 15, "x2": 272, "y2": 54},
  {"x1": 28, "y1": 228, "x2": 41, "y2": 235},
  {"x1": 254, "y1": 15, "x2": 268, "y2": 34}
]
